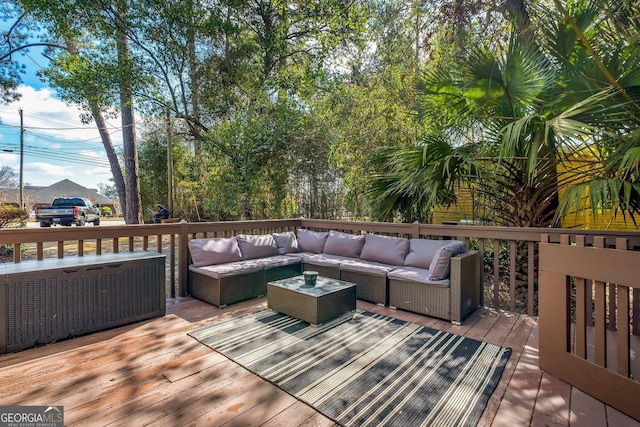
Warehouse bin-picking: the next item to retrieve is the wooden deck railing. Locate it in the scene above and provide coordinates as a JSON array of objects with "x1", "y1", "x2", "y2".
[
  {"x1": 0, "y1": 224, "x2": 184, "y2": 297},
  {"x1": 538, "y1": 234, "x2": 640, "y2": 421},
  {"x1": 2, "y1": 220, "x2": 639, "y2": 420},
  {"x1": 1, "y1": 219, "x2": 640, "y2": 316}
]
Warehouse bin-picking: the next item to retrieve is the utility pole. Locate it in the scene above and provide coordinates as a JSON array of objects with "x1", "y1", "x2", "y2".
[{"x1": 19, "y1": 108, "x2": 24, "y2": 210}]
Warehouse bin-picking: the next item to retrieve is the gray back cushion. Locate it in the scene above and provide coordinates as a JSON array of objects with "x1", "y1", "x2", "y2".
[
  {"x1": 188, "y1": 237, "x2": 243, "y2": 267},
  {"x1": 235, "y1": 234, "x2": 279, "y2": 260},
  {"x1": 272, "y1": 231, "x2": 300, "y2": 254},
  {"x1": 296, "y1": 229, "x2": 329, "y2": 254},
  {"x1": 429, "y1": 240, "x2": 466, "y2": 280},
  {"x1": 323, "y1": 230, "x2": 365, "y2": 258},
  {"x1": 404, "y1": 239, "x2": 453, "y2": 269},
  {"x1": 360, "y1": 234, "x2": 409, "y2": 266}
]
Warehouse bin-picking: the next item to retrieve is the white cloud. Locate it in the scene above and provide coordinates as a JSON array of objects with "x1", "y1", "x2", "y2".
[
  {"x1": 79, "y1": 167, "x2": 113, "y2": 187},
  {"x1": 80, "y1": 149, "x2": 107, "y2": 159},
  {"x1": 2, "y1": 86, "x2": 109, "y2": 141},
  {"x1": 0, "y1": 151, "x2": 18, "y2": 167},
  {"x1": 23, "y1": 162, "x2": 72, "y2": 185},
  {"x1": 0, "y1": 86, "x2": 123, "y2": 191}
]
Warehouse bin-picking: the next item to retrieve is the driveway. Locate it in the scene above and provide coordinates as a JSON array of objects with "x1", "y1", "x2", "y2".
[{"x1": 27, "y1": 219, "x2": 126, "y2": 228}]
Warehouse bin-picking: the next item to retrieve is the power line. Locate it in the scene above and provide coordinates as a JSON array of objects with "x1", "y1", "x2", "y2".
[
  {"x1": 0, "y1": 105, "x2": 142, "y2": 132},
  {"x1": 26, "y1": 129, "x2": 121, "y2": 148},
  {"x1": 3, "y1": 149, "x2": 111, "y2": 168},
  {"x1": 0, "y1": 119, "x2": 128, "y2": 134},
  {"x1": 1, "y1": 107, "x2": 142, "y2": 131},
  {"x1": 2, "y1": 141, "x2": 112, "y2": 167}
]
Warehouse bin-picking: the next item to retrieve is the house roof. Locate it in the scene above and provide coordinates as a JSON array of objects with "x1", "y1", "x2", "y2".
[{"x1": 1, "y1": 179, "x2": 114, "y2": 206}]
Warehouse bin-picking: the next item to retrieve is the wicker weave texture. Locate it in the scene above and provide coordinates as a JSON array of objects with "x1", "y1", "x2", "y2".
[
  {"x1": 450, "y1": 250, "x2": 482, "y2": 323},
  {"x1": 2, "y1": 253, "x2": 165, "y2": 354},
  {"x1": 339, "y1": 270, "x2": 387, "y2": 306},
  {"x1": 388, "y1": 250, "x2": 481, "y2": 323},
  {"x1": 191, "y1": 269, "x2": 265, "y2": 308},
  {"x1": 388, "y1": 279, "x2": 450, "y2": 320},
  {"x1": 265, "y1": 263, "x2": 302, "y2": 283},
  {"x1": 267, "y1": 277, "x2": 356, "y2": 325}
]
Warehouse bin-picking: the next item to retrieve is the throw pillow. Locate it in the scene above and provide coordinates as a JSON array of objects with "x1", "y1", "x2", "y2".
[
  {"x1": 272, "y1": 231, "x2": 300, "y2": 254},
  {"x1": 404, "y1": 239, "x2": 452, "y2": 269},
  {"x1": 428, "y1": 240, "x2": 466, "y2": 280}
]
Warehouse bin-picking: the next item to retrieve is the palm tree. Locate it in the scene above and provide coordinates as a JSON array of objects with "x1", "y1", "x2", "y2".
[{"x1": 368, "y1": 0, "x2": 640, "y2": 227}]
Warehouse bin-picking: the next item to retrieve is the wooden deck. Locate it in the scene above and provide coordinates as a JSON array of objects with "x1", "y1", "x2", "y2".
[{"x1": 1, "y1": 297, "x2": 638, "y2": 427}]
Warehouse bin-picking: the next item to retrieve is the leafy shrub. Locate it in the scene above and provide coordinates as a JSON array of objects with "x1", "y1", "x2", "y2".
[
  {"x1": 468, "y1": 237, "x2": 510, "y2": 270},
  {"x1": 0, "y1": 205, "x2": 29, "y2": 228}
]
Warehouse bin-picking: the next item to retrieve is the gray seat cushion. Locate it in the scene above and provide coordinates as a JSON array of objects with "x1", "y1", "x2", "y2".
[
  {"x1": 189, "y1": 260, "x2": 263, "y2": 279},
  {"x1": 303, "y1": 253, "x2": 353, "y2": 267},
  {"x1": 387, "y1": 266, "x2": 450, "y2": 287},
  {"x1": 255, "y1": 255, "x2": 302, "y2": 268},
  {"x1": 339, "y1": 259, "x2": 395, "y2": 277},
  {"x1": 284, "y1": 251, "x2": 317, "y2": 261}
]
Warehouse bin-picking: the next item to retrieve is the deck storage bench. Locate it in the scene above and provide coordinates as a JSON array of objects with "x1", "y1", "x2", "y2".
[{"x1": 0, "y1": 251, "x2": 166, "y2": 354}]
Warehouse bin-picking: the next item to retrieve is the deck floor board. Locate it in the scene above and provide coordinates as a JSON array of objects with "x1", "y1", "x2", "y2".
[{"x1": 0, "y1": 296, "x2": 638, "y2": 427}]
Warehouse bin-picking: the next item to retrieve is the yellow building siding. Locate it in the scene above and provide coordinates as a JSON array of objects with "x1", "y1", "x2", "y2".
[
  {"x1": 431, "y1": 158, "x2": 640, "y2": 231},
  {"x1": 561, "y1": 209, "x2": 640, "y2": 230},
  {"x1": 432, "y1": 187, "x2": 480, "y2": 224}
]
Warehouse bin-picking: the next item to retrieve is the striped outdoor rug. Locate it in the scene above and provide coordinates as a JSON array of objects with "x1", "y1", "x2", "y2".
[{"x1": 189, "y1": 309, "x2": 511, "y2": 427}]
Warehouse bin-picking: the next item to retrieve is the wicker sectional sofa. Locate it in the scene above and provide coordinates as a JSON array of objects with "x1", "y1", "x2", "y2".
[{"x1": 187, "y1": 229, "x2": 482, "y2": 324}]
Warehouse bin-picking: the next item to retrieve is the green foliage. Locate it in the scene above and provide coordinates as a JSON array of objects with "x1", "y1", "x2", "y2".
[
  {"x1": 366, "y1": 136, "x2": 475, "y2": 223},
  {"x1": 0, "y1": 205, "x2": 28, "y2": 228},
  {"x1": 4, "y1": 0, "x2": 639, "y2": 226},
  {"x1": 137, "y1": 116, "x2": 191, "y2": 221},
  {"x1": 201, "y1": 98, "x2": 306, "y2": 220},
  {"x1": 374, "y1": 0, "x2": 640, "y2": 227}
]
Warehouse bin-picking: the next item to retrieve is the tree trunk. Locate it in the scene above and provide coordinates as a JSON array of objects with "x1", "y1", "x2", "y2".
[
  {"x1": 187, "y1": 0, "x2": 202, "y2": 156},
  {"x1": 90, "y1": 103, "x2": 127, "y2": 216},
  {"x1": 504, "y1": 0, "x2": 534, "y2": 40},
  {"x1": 115, "y1": 0, "x2": 142, "y2": 224},
  {"x1": 66, "y1": 37, "x2": 127, "y2": 216}
]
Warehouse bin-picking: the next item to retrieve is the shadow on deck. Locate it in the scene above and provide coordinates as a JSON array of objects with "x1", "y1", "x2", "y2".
[{"x1": 0, "y1": 297, "x2": 638, "y2": 427}]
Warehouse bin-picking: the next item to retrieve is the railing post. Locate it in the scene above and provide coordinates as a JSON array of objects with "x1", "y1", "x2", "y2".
[
  {"x1": 593, "y1": 237, "x2": 607, "y2": 367},
  {"x1": 411, "y1": 221, "x2": 420, "y2": 239},
  {"x1": 615, "y1": 238, "x2": 630, "y2": 377},
  {"x1": 539, "y1": 234, "x2": 571, "y2": 362},
  {"x1": 179, "y1": 221, "x2": 190, "y2": 297},
  {"x1": 574, "y1": 235, "x2": 587, "y2": 359}
]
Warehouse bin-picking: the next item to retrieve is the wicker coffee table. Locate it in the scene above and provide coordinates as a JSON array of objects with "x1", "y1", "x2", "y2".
[{"x1": 267, "y1": 275, "x2": 356, "y2": 326}]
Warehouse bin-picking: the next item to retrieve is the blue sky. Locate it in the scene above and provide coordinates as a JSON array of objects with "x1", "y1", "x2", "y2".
[{"x1": 0, "y1": 43, "x2": 119, "y2": 191}]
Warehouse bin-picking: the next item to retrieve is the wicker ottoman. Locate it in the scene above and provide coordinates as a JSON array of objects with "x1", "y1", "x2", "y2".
[{"x1": 267, "y1": 275, "x2": 356, "y2": 326}]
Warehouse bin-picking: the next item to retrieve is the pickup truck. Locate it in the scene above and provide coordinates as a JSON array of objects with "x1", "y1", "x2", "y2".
[{"x1": 35, "y1": 197, "x2": 101, "y2": 227}]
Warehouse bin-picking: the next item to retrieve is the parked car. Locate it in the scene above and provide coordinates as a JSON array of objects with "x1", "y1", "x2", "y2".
[{"x1": 35, "y1": 197, "x2": 101, "y2": 227}]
